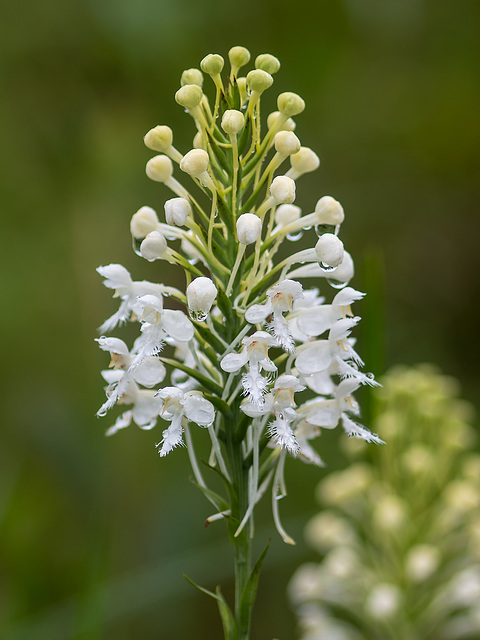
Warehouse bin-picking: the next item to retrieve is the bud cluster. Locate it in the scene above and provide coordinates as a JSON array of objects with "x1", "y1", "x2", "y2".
[
  {"x1": 290, "y1": 365, "x2": 480, "y2": 638},
  {"x1": 96, "y1": 47, "x2": 380, "y2": 543}
]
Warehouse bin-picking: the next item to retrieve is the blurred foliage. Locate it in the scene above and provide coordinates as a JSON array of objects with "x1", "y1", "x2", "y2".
[
  {"x1": 290, "y1": 364, "x2": 480, "y2": 639},
  {"x1": 1, "y1": 0, "x2": 479, "y2": 638}
]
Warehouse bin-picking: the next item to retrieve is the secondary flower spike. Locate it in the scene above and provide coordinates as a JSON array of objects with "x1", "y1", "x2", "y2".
[{"x1": 96, "y1": 46, "x2": 381, "y2": 640}]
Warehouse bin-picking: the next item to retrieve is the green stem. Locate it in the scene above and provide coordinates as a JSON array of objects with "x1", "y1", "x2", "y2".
[{"x1": 224, "y1": 414, "x2": 253, "y2": 640}]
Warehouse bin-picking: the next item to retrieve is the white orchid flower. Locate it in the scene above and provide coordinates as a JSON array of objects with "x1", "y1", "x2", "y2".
[
  {"x1": 155, "y1": 387, "x2": 215, "y2": 457},
  {"x1": 221, "y1": 331, "x2": 277, "y2": 409},
  {"x1": 291, "y1": 287, "x2": 365, "y2": 338},
  {"x1": 245, "y1": 279, "x2": 303, "y2": 353},
  {"x1": 97, "y1": 264, "x2": 166, "y2": 332},
  {"x1": 297, "y1": 379, "x2": 383, "y2": 444},
  {"x1": 96, "y1": 337, "x2": 166, "y2": 416},
  {"x1": 130, "y1": 294, "x2": 194, "y2": 365},
  {"x1": 268, "y1": 374, "x2": 305, "y2": 454}
]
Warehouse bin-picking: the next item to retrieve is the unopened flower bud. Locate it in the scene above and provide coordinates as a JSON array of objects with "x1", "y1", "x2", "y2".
[
  {"x1": 315, "y1": 233, "x2": 344, "y2": 268},
  {"x1": 237, "y1": 77, "x2": 247, "y2": 104},
  {"x1": 187, "y1": 277, "x2": 218, "y2": 315},
  {"x1": 246, "y1": 69, "x2": 273, "y2": 94},
  {"x1": 274, "y1": 131, "x2": 301, "y2": 156},
  {"x1": 221, "y1": 110, "x2": 245, "y2": 135},
  {"x1": 144, "y1": 125, "x2": 173, "y2": 152},
  {"x1": 192, "y1": 131, "x2": 204, "y2": 149},
  {"x1": 164, "y1": 197, "x2": 191, "y2": 226},
  {"x1": 180, "y1": 149, "x2": 209, "y2": 177},
  {"x1": 277, "y1": 92, "x2": 305, "y2": 117},
  {"x1": 130, "y1": 206, "x2": 159, "y2": 239},
  {"x1": 267, "y1": 111, "x2": 296, "y2": 131},
  {"x1": 315, "y1": 196, "x2": 345, "y2": 225},
  {"x1": 270, "y1": 176, "x2": 296, "y2": 204},
  {"x1": 181, "y1": 68, "x2": 203, "y2": 87},
  {"x1": 140, "y1": 231, "x2": 167, "y2": 261},
  {"x1": 201, "y1": 54, "x2": 224, "y2": 76},
  {"x1": 228, "y1": 46, "x2": 250, "y2": 75},
  {"x1": 290, "y1": 147, "x2": 320, "y2": 175},
  {"x1": 175, "y1": 84, "x2": 203, "y2": 109},
  {"x1": 275, "y1": 204, "x2": 301, "y2": 226},
  {"x1": 329, "y1": 251, "x2": 354, "y2": 284},
  {"x1": 255, "y1": 53, "x2": 280, "y2": 74},
  {"x1": 146, "y1": 155, "x2": 173, "y2": 183},
  {"x1": 236, "y1": 213, "x2": 262, "y2": 244}
]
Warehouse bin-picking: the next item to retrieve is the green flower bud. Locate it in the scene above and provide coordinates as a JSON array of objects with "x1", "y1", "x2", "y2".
[
  {"x1": 228, "y1": 46, "x2": 251, "y2": 74},
  {"x1": 274, "y1": 131, "x2": 301, "y2": 156},
  {"x1": 200, "y1": 53, "x2": 224, "y2": 76},
  {"x1": 246, "y1": 69, "x2": 273, "y2": 94},
  {"x1": 267, "y1": 111, "x2": 296, "y2": 131},
  {"x1": 140, "y1": 231, "x2": 168, "y2": 262},
  {"x1": 175, "y1": 84, "x2": 203, "y2": 109},
  {"x1": 277, "y1": 92, "x2": 305, "y2": 117},
  {"x1": 270, "y1": 175, "x2": 296, "y2": 204},
  {"x1": 236, "y1": 213, "x2": 262, "y2": 245},
  {"x1": 255, "y1": 53, "x2": 280, "y2": 74},
  {"x1": 275, "y1": 204, "x2": 301, "y2": 226},
  {"x1": 130, "y1": 206, "x2": 159, "y2": 239},
  {"x1": 290, "y1": 147, "x2": 320, "y2": 175},
  {"x1": 181, "y1": 68, "x2": 203, "y2": 87},
  {"x1": 180, "y1": 149, "x2": 210, "y2": 177},
  {"x1": 144, "y1": 125, "x2": 173, "y2": 152},
  {"x1": 146, "y1": 155, "x2": 173, "y2": 183},
  {"x1": 236, "y1": 77, "x2": 248, "y2": 104},
  {"x1": 221, "y1": 109, "x2": 245, "y2": 135}
]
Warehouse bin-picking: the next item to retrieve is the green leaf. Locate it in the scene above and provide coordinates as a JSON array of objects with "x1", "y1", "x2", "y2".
[
  {"x1": 184, "y1": 575, "x2": 237, "y2": 639},
  {"x1": 194, "y1": 322, "x2": 226, "y2": 357},
  {"x1": 159, "y1": 358, "x2": 223, "y2": 396},
  {"x1": 216, "y1": 286, "x2": 234, "y2": 323},
  {"x1": 199, "y1": 459, "x2": 236, "y2": 507},
  {"x1": 202, "y1": 393, "x2": 233, "y2": 418},
  {"x1": 238, "y1": 540, "x2": 271, "y2": 636},
  {"x1": 189, "y1": 479, "x2": 229, "y2": 513}
]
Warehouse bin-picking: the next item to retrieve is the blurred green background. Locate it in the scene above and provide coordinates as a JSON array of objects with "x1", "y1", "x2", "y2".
[{"x1": 1, "y1": 0, "x2": 479, "y2": 638}]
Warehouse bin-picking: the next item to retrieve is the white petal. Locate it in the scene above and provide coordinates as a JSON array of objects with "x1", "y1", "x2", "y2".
[
  {"x1": 302, "y1": 399, "x2": 339, "y2": 428},
  {"x1": 260, "y1": 358, "x2": 277, "y2": 373},
  {"x1": 341, "y1": 413, "x2": 385, "y2": 444},
  {"x1": 96, "y1": 336, "x2": 130, "y2": 356},
  {"x1": 297, "y1": 306, "x2": 334, "y2": 337},
  {"x1": 131, "y1": 392, "x2": 163, "y2": 427},
  {"x1": 269, "y1": 415, "x2": 299, "y2": 454},
  {"x1": 295, "y1": 342, "x2": 332, "y2": 375},
  {"x1": 163, "y1": 309, "x2": 194, "y2": 342},
  {"x1": 132, "y1": 357, "x2": 166, "y2": 387},
  {"x1": 184, "y1": 394, "x2": 215, "y2": 426},
  {"x1": 157, "y1": 420, "x2": 184, "y2": 456},
  {"x1": 105, "y1": 410, "x2": 133, "y2": 436},
  {"x1": 156, "y1": 386, "x2": 184, "y2": 401},
  {"x1": 332, "y1": 286, "x2": 365, "y2": 307},
  {"x1": 220, "y1": 351, "x2": 248, "y2": 373},
  {"x1": 101, "y1": 369, "x2": 124, "y2": 384},
  {"x1": 245, "y1": 301, "x2": 272, "y2": 324},
  {"x1": 241, "y1": 393, "x2": 274, "y2": 417},
  {"x1": 97, "y1": 264, "x2": 132, "y2": 289},
  {"x1": 302, "y1": 371, "x2": 335, "y2": 395}
]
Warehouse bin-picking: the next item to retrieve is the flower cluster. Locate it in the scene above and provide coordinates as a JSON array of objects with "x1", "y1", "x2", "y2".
[
  {"x1": 96, "y1": 47, "x2": 380, "y2": 542},
  {"x1": 290, "y1": 365, "x2": 480, "y2": 639}
]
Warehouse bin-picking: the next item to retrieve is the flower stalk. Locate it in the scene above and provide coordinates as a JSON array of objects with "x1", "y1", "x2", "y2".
[{"x1": 96, "y1": 46, "x2": 381, "y2": 639}]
